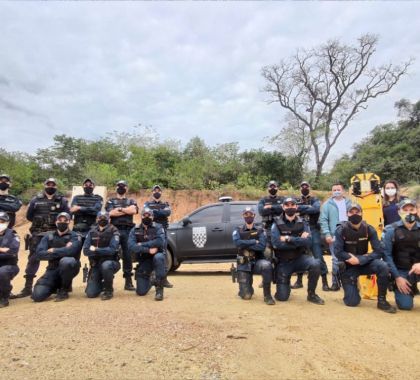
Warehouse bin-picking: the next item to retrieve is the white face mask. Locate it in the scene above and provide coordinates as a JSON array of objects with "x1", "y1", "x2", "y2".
[
  {"x1": 0, "y1": 223, "x2": 7, "y2": 232},
  {"x1": 385, "y1": 188, "x2": 397, "y2": 197}
]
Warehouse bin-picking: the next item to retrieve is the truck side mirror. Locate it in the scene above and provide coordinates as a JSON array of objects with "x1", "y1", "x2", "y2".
[{"x1": 182, "y1": 217, "x2": 192, "y2": 226}]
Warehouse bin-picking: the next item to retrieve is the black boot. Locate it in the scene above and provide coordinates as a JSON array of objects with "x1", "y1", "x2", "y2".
[
  {"x1": 307, "y1": 291, "x2": 325, "y2": 305},
  {"x1": 101, "y1": 290, "x2": 113, "y2": 300},
  {"x1": 377, "y1": 296, "x2": 396, "y2": 313},
  {"x1": 263, "y1": 283, "x2": 275, "y2": 305},
  {"x1": 124, "y1": 276, "x2": 135, "y2": 291},
  {"x1": 0, "y1": 298, "x2": 9, "y2": 308},
  {"x1": 10, "y1": 275, "x2": 34, "y2": 299},
  {"x1": 291, "y1": 273, "x2": 304, "y2": 289},
  {"x1": 412, "y1": 281, "x2": 419, "y2": 296},
  {"x1": 55, "y1": 289, "x2": 69, "y2": 302},
  {"x1": 330, "y1": 275, "x2": 341, "y2": 291},
  {"x1": 162, "y1": 277, "x2": 173, "y2": 288},
  {"x1": 155, "y1": 284, "x2": 164, "y2": 301},
  {"x1": 322, "y1": 275, "x2": 330, "y2": 291}
]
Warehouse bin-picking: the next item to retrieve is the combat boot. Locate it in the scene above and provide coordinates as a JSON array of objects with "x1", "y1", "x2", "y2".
[
  {"x1": 10, "y1": 275, "x2": 34, "y2": 299},
  {"x1": 321, "y1": 274, "x2": 331, "y2": 291},
  {"x1": 307, "y1": 291, "x2": 325, "y2": 305},
  {"x1": 155, "y1": 285, "x2": 164, "y2": 301},
  {"x1": 162, "y1": 277, "x2": 173, "y2": 288},
  {"x1": 291, "y1": 273, "x2": 303, "y2": 289},
  {"x1": 330, "y1": 275, "x2": 341, "y2": 291},
  {"x1": 377, "y1": 296, "x2": 397, "y2": 314},
  {"x1": 124, "y1": 276, "x2": 135, "y2": 291},
  {"x1": 55, "y1": 289, "x2": 69, "y2": 302},
  {"x1": 101, "y1": 291, "x2": 113, "y2": 301},
  {"x1": 0, "y1": 298, "x2": 9, "y2": 308},
  {"x1": 263, "y1": 283, "x2": 275, "y2": 305}
]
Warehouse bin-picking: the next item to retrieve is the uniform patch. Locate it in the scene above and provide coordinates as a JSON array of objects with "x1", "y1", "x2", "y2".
[{"x1": 192, "y1": 226, "x2": 207, "y2": 248}]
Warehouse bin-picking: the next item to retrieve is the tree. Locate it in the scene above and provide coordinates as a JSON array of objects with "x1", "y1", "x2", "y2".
[{"x1": 262, "y1": 34, "x2": 412, "y2": 180}]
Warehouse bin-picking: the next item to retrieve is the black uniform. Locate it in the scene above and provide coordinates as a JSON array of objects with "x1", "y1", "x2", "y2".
[
  {"x1": 71, "y1": 193, "x2": 103, "y2": 237},
  {"x1": 257, "y1": 195, "x2": 284, "y2": 248},
  {"x1": 0, "y1": 194, "x2": 22, "y2": 228},
  {"x1": 0, "y1": 228, "x2": 20, "y2": 304}
]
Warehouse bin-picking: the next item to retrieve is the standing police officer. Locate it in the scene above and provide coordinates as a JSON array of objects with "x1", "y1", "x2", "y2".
[
  {"x1": 32, "y1": 212, "x2": 81, "y2": 302},
  {"x1": 271, "y1": 197, "x2": 324, "y2": 305},
  {"x1": 13, "y1": 178, "x2": 69, "y2": 298},
  {"x1": 144, "y1": 184, "x2": 173, "y2": 288},
  {"x1": 106, "y1": 180, "x2": 138, "y2": 291},
  {"x1": 0, "y1": 212, "x2": 20, "y2": 308},
  {"x1": 84, "y1": 212, "x2": 121, "y2": 300},
  {"x1": 232, "y1": 207, "x2": 274, "y2": 305},
  {"x1": 128, "y1": 208, "x2": 166, "y2": 301},
  {"x1": 70, "y1": 178, "x2": 103, "y2": 242},
  {"x1": 335, "y1": 203, "x2": 396, "y2": 313},
  {"x1": 258, "y1": 181, "x2": 284, "y2": 252},
  {"x1": 383, "y1": 199, "x2": 420, "y2": 310},
  {"x1": 293, "y1": 181, "x2": 330, "y2": 291},
  {"x1": 0, "y1": 174, "x2": 23, "y2": 229}
]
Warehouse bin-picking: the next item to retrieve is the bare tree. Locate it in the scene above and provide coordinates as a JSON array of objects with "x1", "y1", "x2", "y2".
[{"x1": 262, "y1": 34, "x2": 412, "y2": 180}]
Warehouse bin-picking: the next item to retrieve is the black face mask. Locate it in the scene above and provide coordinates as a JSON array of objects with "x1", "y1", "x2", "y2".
[
  {"x1": 98, "y1": 219, "x2": 108, "y2": 227},
  {"x1": 301, "y1": 188, "x2": 310, "y2": 196},
  {"x1": 349, "y1": 214, "x2": 363, "y2": 225},
  {"x1": 269, "y1": 188, "x2": 278, "y2": 196},
  {"x1": 142, "y1": 217, "x2": 153, "y2": 226},
  {"x1": 405, "y1": 213, "x2": 417, "y2": 224},
  {"x1": 84, "y1": 187, "x2": 94, "y2": 195},
  {"x1": 244, "y1": 216, "x2": 254, "y2": 224},
  {"x1": 153, "y1": 192, "x2": 161, "y2": 200},
  {"x1": 284, "y1": 208, "x2": 297, "y2": 216},
  {"x1": 0, "y1": 183, "x2": 9, "y2": 191},
  {"x1": 45, "y1": 187, "x2": 57, "y2": 195},
  {"x1": 56, "y1": 223, "x2": 68, "y2": 232},
  {"x1": 116, "y1": 187, "x2": 126, "y2": 195}
]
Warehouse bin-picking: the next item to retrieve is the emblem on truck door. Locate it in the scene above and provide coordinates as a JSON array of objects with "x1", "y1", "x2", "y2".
[{"x1": 192, "y1": 226, "x2": 207, "y2": 248}]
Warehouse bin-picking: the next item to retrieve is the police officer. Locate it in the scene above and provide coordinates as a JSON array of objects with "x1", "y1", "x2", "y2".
[
  {"x1": 271, "y1": 197, "x2": 324, "y2": 305},
  {"x1": 70, "y1": 178, "x2": 103, "y2": 241},
  {"x1": 128, "y1": 208, "x2": 166, "y2": 301},
  {"x1": 0, "y1": 212, "x2": 20, "y2": 308},
  {"x1": 383, "y1": 199, "x2": 420, "y2": 310},
  {"x1": 32, "y1": 212, "x2": 81, "y2": 302},
  {"x1": 293, "y1": 181, "x2": 330, "y2": 291},
  {"x1": 144, "y1": 184, "x2": 173, "y2": 288},
  {"x1": 0, "y1": 174, "x2": 23, "y2": 228},
  {"x1": 13, "y1": 178, "x2": 69, "y2": 298},
  {"x1": 335, "y1": 203, "x2": 396, "y2": 313},
  {"x1": 84, "y1": 212, "x2": 121, "y2": 300},
  {"x1": 232, "y1": 207, "x2": 274, "y2": 305},
  {"x1": 105, "y1": 180, "x2": 138, "y2": 291},
  {"x1": 257, "y1": 180, "x2": 284, "y2": 251}
]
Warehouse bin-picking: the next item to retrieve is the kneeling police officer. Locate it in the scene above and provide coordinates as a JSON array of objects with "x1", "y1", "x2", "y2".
[
  {"x1": 271, "y1": 197, "x2": 324, "y2": 305},
  {"x1": 335, "y1": 203, "x2": 396, "y2": 313},
  {"x1": 128, "y1": 208, "x2": 166, "y2": 301},
  {"x1": 32, "y1": 212, "x2": 81, "y2": 302},
  {"x1": 83, "y1": 212, "x2": 121, "y2": 300},
  {"x1": 232, "y1": 207, "x2": 274, "y2": 305}
]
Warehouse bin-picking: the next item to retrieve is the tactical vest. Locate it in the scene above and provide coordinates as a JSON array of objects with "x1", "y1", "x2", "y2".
[
  {"x1": 261, "y1": 196, "x2": 283, "y2": 228},
  {"x1": 341, "y1": 221, "x2": 369, "y2": 256},
  {"x1": 134, "y1": 223, "x2": 159, "y2": 244},
  {"x1": 392, "y1": 225, "x2": 420, "y2": 270},
  {"x1": 46, "y1": 231, "x2": 73, "y2": 268},
  {"x1": 73, "y1": 194, "x2": 102, "y2": 232},
  {"x1": 108, "y1": 198, "x2": 134, "y2": 227},
  {"x1": 0, "y1": 229, "x2": 18, "y2": 266},
  {"x1": 274, "y1": 217, "x2": 306, "y2": 260},
  {"x1": 237, "y1": 225, "x2": 261, "y2": 256},
  {"x1": 146, "y1": 201, "x2": 169, "y2": 229},
  {"x1": 298, "y1": 196, "x2": 320, "y2": 228},
  {"x1": 30, "y1": 194, "x2": 65, "y2": 233},
  {"x1": 0, "y1": 194, "x2": 21, "y2": 228}
]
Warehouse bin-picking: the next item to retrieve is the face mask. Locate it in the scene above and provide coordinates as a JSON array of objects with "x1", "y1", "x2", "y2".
[
  {"x1": 45, "y1": 187, "x2": 57, "y2": 195},
  {"x1": 142, "y1": 217, "x2": 153, "y2": 226},
  {"x1": 333, "y1": 190, "x2": 342, "y2": 198},
  {"x1": 56, "y1": 223, "x2": 68, "y2": 232},
  {"x1": 301, "y1": 188, "x2": 310, "y2": 196},
  {"x1": 268, "y1": 188, "x2": 277, "y2": 196},
  {"x1": 385, "y1": 188, "x2": 397, "y2": 197},
  {"x1": 284, "y1": 208, "x2": 297, "y2": 216},
  {"x1": 0, "y1": 223, "x2": 7, "y2": 232},
  {"x1": 0, "y1": 183, "x2": 9, "y2": 191},
  {"x1": 348, "y1": 214, "x2": 362, "y2": 225},
  {"x1": 116, "y1": 187, "x2": 126, "y2": 195},
  {"x1": 244, "y1": 216, "x2": 254, "y2": 224},
  {"x1": 153, "y1": 192, "x2": 162, "y2": 200},
  {"x1": 84, "y1": 187, "x2": 94, "y2": 195},
  {"x1": 400, "y1": 212, "x2": 417, "y2": 224},
  {"x1": 98, "y1": 219, "x2": 108, "y2": 227}
]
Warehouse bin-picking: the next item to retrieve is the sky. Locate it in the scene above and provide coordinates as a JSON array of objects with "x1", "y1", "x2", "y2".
[{"x1": 0, "y1": 2, "x2": 419, "y2": 167}]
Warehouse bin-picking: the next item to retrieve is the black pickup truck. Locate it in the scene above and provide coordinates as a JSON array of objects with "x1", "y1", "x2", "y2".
[{"x1": 165, "y1": 198, "x2": 260, "y2": 271}]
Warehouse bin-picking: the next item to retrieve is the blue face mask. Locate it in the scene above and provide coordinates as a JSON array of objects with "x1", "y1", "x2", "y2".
[{"x1": 333, "y1": 191, "x2": 342, "y2": 198}]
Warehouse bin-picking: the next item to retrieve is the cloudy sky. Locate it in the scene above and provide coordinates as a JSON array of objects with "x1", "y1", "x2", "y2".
[{"x1": 1, "y1": 2, "x2": 419, "y2": 166}]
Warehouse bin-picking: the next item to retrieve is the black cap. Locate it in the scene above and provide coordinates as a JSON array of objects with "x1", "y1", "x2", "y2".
[
  {"x1": 141, "y1": 207, "x2": 154, "y2": 217},
  {"x1": 83, "y1": 178, "x2": 95, "y2": 185},
  {"x1": 0, "y1": 174, "x2": 11, "y2": 181},
  {"x1": 300, "y1": 181, "x2": 310, "y2": 187},
  {"x1": 116, "y1": 180, "x2": 127, "y2": 186},
  {"x1": 56, "y1": 212, "x2": 71, "y2": 221},
  {"x1": 267, "y1": 180, "x2": 278, "y2": 188},
  {"x1": 283, "y1": 197, "x2": 297, "y2": 206},
  {"x1": 0, "y1": 211, "x2": 10, "y2": 222},
  {"x1": 347, "y1": 203, "x2": 362, "y2": 212},
  {"x1": 242, "y1": 207, "x2": 256, "y2": 215},
  {"x1": 44, "y1": 177, "x2": 57, "y2": 185},
  {"x1": 399, "y1": 199, "x2": 416, "y2": 209}
]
